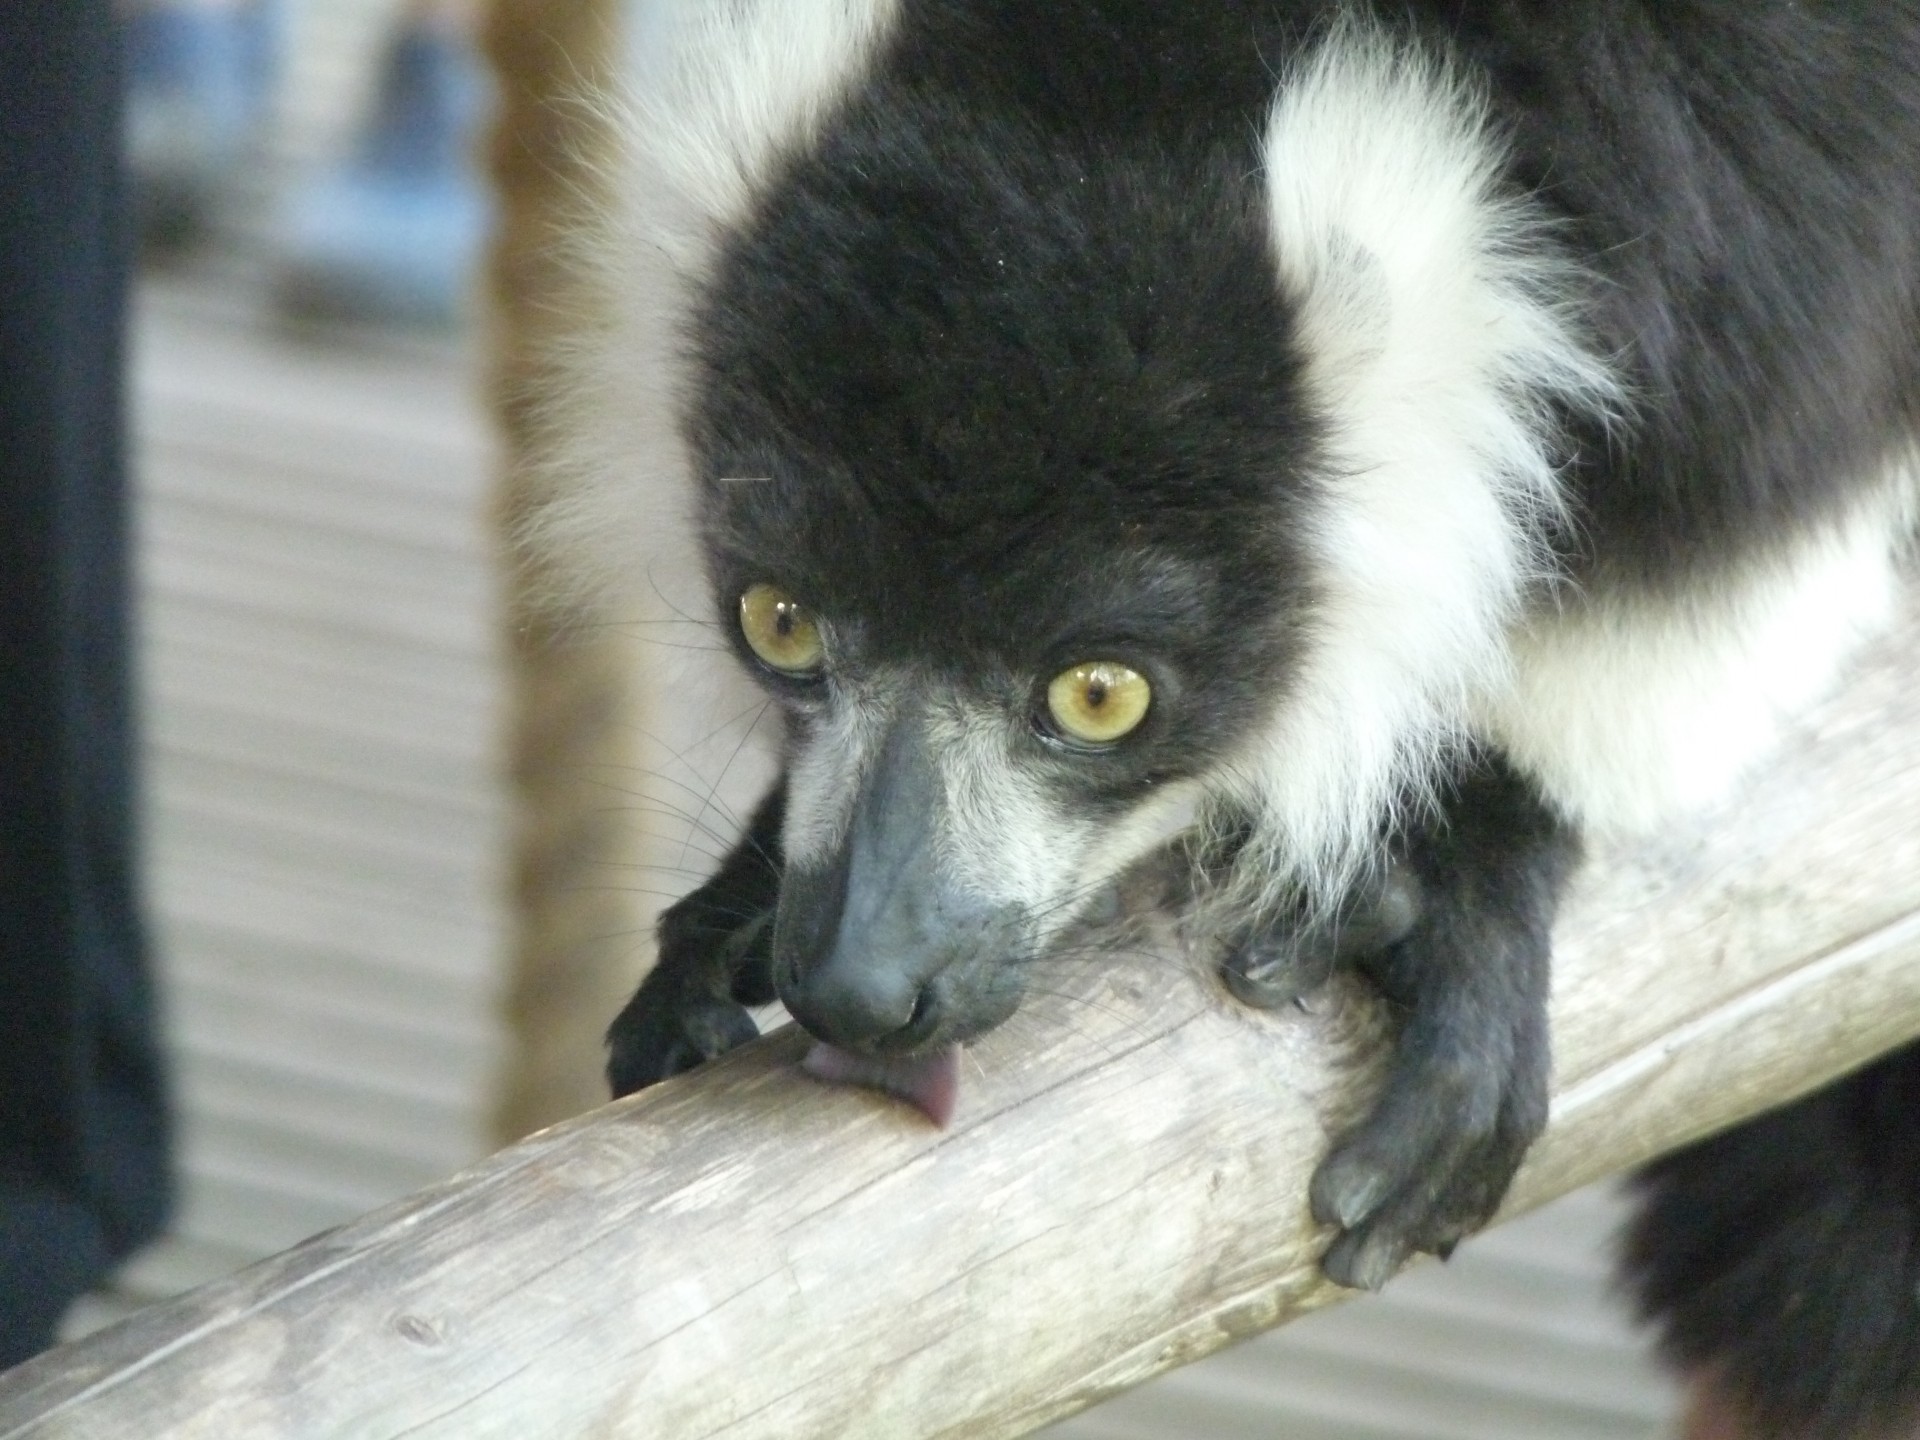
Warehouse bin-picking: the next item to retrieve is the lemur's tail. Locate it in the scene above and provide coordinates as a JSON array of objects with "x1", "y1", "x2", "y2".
[{"x1": 1624, "y1": 1042, "x2": 1920, "y2": 1440}]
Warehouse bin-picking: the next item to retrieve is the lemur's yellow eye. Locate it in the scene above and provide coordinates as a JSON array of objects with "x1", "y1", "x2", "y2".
[
  {"x1": 1046, "y1": 662, "x2": 1151, "y2": 745},
  {"x1": 740, "y1": 584, "x2": 824, "y2": 674}
]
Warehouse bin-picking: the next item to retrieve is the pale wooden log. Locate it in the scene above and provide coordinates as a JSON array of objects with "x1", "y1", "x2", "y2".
[{"x1": 4, "y1": 602, "x2": 1917, "y2": 1439}]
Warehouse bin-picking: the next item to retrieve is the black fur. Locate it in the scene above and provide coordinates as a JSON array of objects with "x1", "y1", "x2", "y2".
[
  {"x1": 692, "y1": 117, "x2": 1320, "y2": 751},
  {"x1": 607, "y1": 785, "x2": 783, "y2": 1096},
  {"x1": 1313, "y1": 754, "x2": 1575, "y2": 1289},
  {"x1": 1626, "y1": 1044, "x2": 1920, "y2": 1439},
  {"x1": 1434, "y1": 1, "x2": 1920, "y2": 585},
  {"x1": 691, "y1": 0, "x2": 1920, "y2": 597},
  {"x1": 601, "y1": 1, "x2": 1920, "y2": 1424}
]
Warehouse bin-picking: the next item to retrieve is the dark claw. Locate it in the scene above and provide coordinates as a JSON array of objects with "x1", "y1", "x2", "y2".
[
  {"x1": 1322, "y1": 1224, "x2": 1409, "y2": 1293},
  {"x1": 1310, "y1": 1160, "x2": 1387, "y2": 1233},
  {"x1": 1221, "y1": 936, "x2": 1329, "y2": 1009}
]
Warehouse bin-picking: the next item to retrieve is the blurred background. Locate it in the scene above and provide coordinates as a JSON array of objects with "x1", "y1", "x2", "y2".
[
  {"x1": 46, "y1": 1, "x2": 1682, "y2": 1433},
  {"x1": 67, "y1": 0, "x2": 504, "y2": 1327}
]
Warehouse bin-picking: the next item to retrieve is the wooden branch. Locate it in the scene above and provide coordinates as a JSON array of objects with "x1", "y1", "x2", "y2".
[{"x1": 5, "y1": 601, "x2": 1917, "y2": 1437}]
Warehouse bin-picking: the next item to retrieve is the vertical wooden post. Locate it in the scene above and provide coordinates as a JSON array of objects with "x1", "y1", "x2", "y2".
[{"x1": 479, "y1": 0, "x2": 642, "y2": 1140}]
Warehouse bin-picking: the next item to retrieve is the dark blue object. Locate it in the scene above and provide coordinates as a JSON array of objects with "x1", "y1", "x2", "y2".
[
  {"x1": 2, "y1": 0, "x2": 173, "y2": 1369},
  {"x1": 274, "y1": 23, "x2": 492, "y2": 327}
]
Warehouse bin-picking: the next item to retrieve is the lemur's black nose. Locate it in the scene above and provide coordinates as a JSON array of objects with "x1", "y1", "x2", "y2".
[{"x1": 783, "y1": 960, "x2": 937, "y2": 1051}]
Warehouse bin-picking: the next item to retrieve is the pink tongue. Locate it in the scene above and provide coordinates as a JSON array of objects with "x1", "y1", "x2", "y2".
[{"x1": 801, "y1": 1042, "x2": 962, "y2": 1128}]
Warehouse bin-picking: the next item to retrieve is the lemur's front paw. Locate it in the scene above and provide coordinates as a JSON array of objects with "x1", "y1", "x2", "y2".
[
  {"x1": 1218, "y1": 856, "x2": 1533, "y2": 1287},
  {"x1": 605, "y1": 904, "x2": 776, "y2": 1098},
  {"x1": 1308, "y1": 981, "x2": 1548, "y2": 1291},
  {"x1": 1311, "y1": 1059, "x2": 1544, "y2": 1290},
  {"x1": 606, "y1": 974, "x2": 760, "y2": 1097},
  {"x1": 1218, "y1": 861, "x2": 1422, "y2": 1009},
  {"x1": 1242, "y1": 754, "x2": 1567, "y2": 1290}
]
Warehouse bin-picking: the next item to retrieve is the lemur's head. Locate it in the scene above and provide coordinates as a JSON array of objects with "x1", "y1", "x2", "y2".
[
  {"x1": 689, "y1": 114, "x2": 1322, "y2": 1060},
  {"x1": 550, "y1": 16, "x2": 1603, "y2": 1102}
]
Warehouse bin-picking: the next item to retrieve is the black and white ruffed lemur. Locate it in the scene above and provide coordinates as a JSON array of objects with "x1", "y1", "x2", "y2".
[{"x1": 528, "y1": 4, "x2": 1920, "y2": 1435}]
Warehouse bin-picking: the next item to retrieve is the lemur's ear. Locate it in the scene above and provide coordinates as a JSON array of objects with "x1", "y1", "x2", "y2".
[{"x1": 625, "y1": 0, "x2": 899, "y2": 232}]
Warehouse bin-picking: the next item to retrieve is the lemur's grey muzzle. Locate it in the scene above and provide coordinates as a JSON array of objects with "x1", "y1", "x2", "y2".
[{"x1": 773, "y1": 716, "x2": 1028, "y2": 1065}]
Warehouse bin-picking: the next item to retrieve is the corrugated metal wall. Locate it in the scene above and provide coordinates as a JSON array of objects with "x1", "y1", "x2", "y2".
[{"x1": 67, "y1": 278, "x2": 506, "y2": 1323}]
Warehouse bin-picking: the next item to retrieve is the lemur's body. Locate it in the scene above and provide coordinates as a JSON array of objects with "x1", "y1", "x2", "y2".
[{"x1": 536, "y1": 4, "x2": 1920, "y2": 1434}]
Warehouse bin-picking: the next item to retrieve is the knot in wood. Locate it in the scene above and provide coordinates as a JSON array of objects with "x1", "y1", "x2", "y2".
[{"x1": 392, "y1": 1313, "x2": 447, "y2": 1348}]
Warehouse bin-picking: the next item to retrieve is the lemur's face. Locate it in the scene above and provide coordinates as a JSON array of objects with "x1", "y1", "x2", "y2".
[
  {"x1": 706, "y1": 526, "x2": 1282, "y2": 1059},
  {"x1": 688, "y1": 118, "x2": 1319, "y2": 1061}
]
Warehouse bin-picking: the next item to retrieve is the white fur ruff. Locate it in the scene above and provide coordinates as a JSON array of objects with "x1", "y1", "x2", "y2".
[
  {"x1": 1226, "y1": 17, "x2": 1619, "y2": 910},
  {"x1": 1477, "y1": 463, "x2": 1920, "y2": 832},
  {"x1": 521, "y1": 0, "x2": 901, "y2": 615}
]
